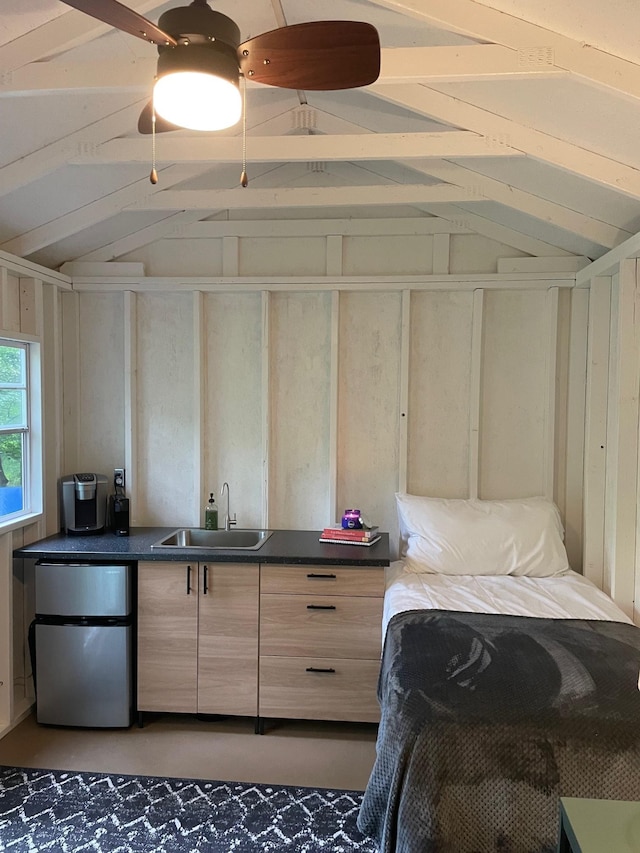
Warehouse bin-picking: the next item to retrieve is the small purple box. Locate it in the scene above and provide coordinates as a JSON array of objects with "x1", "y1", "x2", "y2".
[{"x1": 342, "y1": 509, "x2": 362, "y2": 529}]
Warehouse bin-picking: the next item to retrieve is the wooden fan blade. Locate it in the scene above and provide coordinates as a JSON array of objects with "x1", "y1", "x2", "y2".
[
  {"x1": 60, "y1": 0, "x2": 177, "y2": 46},
  {"x1": 238, "y1": 21, "x2": 380, "y2": 90},
  {"x1": 138, "y1": 102, "x2": 182, "y2": 134}
]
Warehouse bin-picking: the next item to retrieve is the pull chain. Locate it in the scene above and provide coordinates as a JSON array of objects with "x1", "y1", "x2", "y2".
[
  {"x1": 240, "y1": 75, "x2": 248, "y2": 188},
  {"x1": 149, "y1": 104, "x2": 158, "y2": 185}
]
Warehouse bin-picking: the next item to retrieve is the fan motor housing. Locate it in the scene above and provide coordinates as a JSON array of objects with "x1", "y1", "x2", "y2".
[{"x1": 157, "y1": 6, "x2": 240, "y2": 50}]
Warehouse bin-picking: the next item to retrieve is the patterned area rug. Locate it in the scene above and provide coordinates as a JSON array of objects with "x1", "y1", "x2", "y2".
[{"x1": 0, "y1": 765, "x2": 377, "y2": 851}]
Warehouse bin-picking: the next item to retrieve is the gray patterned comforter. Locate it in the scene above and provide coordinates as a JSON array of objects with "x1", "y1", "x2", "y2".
[{"x1": 358, "y1": 609, "x2": 640, "y2": 853}]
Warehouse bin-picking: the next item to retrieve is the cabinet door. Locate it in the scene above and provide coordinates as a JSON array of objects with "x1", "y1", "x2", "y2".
[
  {"x1": 137, "y1": 561, "x2": 198, "y2": 713},
  {"x1": 197, "y1": 563, "x2": 259, "y2": 716}
]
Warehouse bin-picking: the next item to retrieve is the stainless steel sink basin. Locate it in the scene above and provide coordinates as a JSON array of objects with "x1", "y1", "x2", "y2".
[{"x1": 151, "y1": 528, "x2": 274, "y2": 551}]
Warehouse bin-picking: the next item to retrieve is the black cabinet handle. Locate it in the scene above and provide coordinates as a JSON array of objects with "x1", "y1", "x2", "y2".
[
  {"x1": 306, "y1": 666, "x2": 336, "y2": 673},
  {"x1": 203, "y1": 564, "x2": 208, "y2": 595},
  {"x1": 307, "y1": 573, "x2": 337, "y2": 579},
  {"x1": 186, "y1": 565, "x2": 192, "y2": 595},
  {"x1": 306, "y1": 604, "x2": 336, "y2": 610}
]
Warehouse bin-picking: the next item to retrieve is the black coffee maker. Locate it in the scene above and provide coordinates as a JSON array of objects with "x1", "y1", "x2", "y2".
[{"x1": 61, "y1": 473, "x2": 108, "y2": 534}]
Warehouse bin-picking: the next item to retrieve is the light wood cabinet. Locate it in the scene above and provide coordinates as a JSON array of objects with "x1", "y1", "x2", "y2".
[
  {"x1": 258, "y1": 564, "x2": 385, "y2": 723},
  {"x1": 137, "y1": 561, "x2": 259, "y2": 716}
]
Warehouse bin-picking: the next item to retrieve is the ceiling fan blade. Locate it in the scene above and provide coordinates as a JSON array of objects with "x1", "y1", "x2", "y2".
[
  {"x1": 60, "y1": 0, "x2": 177, "y2": 46},
  {"x1": 138, "y1": 102, "x2": 182, "y2": 134},
  {"x1": 238, "y1": 21, "x2": 380, "y2": 90}
]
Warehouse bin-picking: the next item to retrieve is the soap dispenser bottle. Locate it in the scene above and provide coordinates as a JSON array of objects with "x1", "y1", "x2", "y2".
[{"x1": 204, "y1": 493, "x2": 218, "y2": 530}]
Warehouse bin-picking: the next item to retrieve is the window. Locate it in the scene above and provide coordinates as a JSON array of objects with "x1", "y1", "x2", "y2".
[{"x1": 0, "y1": 339, "x2": 40, "y2": 522}]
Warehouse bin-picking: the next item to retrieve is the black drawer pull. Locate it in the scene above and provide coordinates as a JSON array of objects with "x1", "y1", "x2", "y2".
[
  {"x1": 186, "y1": 565, "x2": 192, "y2": 595},
  {"x1": 306, "y1": 667, "x2": 336, "y2": 674},
  {"x1": 203, "y1": 564, "x2": 208, "y2": 595},
  {"x1": 306, "y1": 604, "x2": 336, "y2": 610},
  {"x1": 306, "y1": 573, "x2": 337, "y2": 579}
]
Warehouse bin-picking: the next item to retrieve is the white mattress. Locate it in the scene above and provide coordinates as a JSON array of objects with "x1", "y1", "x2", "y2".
[{"x1": 383, "y1": 561, "x2": 632, "y2": 637}]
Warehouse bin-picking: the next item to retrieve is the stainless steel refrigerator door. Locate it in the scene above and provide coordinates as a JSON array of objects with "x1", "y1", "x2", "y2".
[
  {"x1": 35, "y1": 623, "x2": 132, "y2": 727},
  {"x1": 35, "y1": 563, "x2": 131, "y2": 617}
]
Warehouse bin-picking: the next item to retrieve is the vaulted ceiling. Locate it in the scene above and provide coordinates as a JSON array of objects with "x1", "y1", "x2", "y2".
[{"x1": 2, "y1": 0, "x2": 640, "y2": 271}]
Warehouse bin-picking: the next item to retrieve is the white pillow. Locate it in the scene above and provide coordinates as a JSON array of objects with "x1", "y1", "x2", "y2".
[{"x1": 396, "y1": 493, "x2": 570, "y2": 577}]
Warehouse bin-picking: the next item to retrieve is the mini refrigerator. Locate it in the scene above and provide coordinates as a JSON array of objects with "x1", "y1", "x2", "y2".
[{"x1": 33, "y1": 561, "x2": 133, "y2": 727}]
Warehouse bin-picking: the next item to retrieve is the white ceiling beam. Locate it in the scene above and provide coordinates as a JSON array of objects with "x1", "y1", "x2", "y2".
[
  {"x1": 369, "y1": 0, "x2": 640, "y2": 102},
  {"x1": 78, "y1": 131, "x2": 522, "y2": 165},
  {"x1": 126, "y1": 183, "x2": 479, "y2": 212},
  {"x1": 408, "y1": 160, "x2": 631, "y2": 250},
  {"x1": 0, "y1": 45, "x2": 564, "y2": 97},
  {"x1": 0, "y1": 165, "x2": 204, "y2": 258},
  {"x1": 76, "y1": 211, "x2": 212, "y2": 262},
  {"x1": 171, "y1": 217, "x2": 473, "y2": 239},
  {"x1": 0, "y1": 102, "x2": 144, "y2": 196},
  {"x1": 376, "y1": 84, "x2": 640, "y2": 199},
  {"x1": 416, "y1": 203, "x2": 573, "y2": 256},
  {"x1": 0, "y1": 1, "x2": 165, "y2": 72}
]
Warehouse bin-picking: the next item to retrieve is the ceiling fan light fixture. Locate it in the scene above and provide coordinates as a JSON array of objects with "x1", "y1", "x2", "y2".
[{"x1": 154, "y1": 44, "x2": 241, "y2": 131}]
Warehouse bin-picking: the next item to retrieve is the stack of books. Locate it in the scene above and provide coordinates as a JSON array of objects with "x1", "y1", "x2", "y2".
[{"x1": 319, "y1": 525, "x2": 381, "y2": 546}]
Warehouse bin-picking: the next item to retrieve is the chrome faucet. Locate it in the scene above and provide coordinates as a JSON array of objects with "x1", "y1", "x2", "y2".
[{"x1": 220, "y1": 482, "x2": 237, "y2": 531}]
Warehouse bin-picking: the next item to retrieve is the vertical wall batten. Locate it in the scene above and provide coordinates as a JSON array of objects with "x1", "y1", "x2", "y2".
[
  {"x1": 544, "y1": 287, "x2": 559, "y2": 500},
  {"x1": 193, "y1": 292, "x2": 204, "y2": 525},
  {"x1": 583, "y1": 277, "x2": 611, "y2": 587},
  {"x1": 563, "y1": 287, "x2": 588, "y2": 573},
  {"x1": 123, "y1": 292, "x2": 138, "y2": 526},
  {"x1": 398, "y1": 290, "x2": 411, "y2": 495},
  {"x1": 261, "y1": 291, "x2": 270, "y2": 528},
  {"x1": 61, "y1": 292, "x2": 80, "y2": 476},
  {"x1": 469, "y1": 289, "x2": 483, "y2": 499},
  {"x1": 328, "y1": 291, "x2": 339, "y2": 523},
  {"x1": 42, "y1": 285, "x2": 62, "y2": 536},
  {"x1": 606, "y1": 261, "x2": 638, "y2": 615}
]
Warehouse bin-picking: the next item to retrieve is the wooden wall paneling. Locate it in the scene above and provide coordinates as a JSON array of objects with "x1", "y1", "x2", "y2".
[
  {"x1": 397, "y1": 290, "x2": 410, "y2": 496},
  {"x1": 338, "y1": 292, "x2": 402, "y2": 549},
  {"x1": 1, "y1": 274, "x2": 21, "y2": 333},
  {"x1": 222, "y1": 236, "x2": 239, "y2": 277},
  {"x1": 18, "y1": 278, "x2": 39, "y2": 336},
  {"x1": 342, "y1": 236, "x2": 434, "y2": 276},
  {"x1": 136, "y1": 293, "x2": 196, "y2": 526},
  {"x1": 76, "y1": 293, "x2": 124, "y2": 476},
  {"x1": 261, "y1": 292, "x2": 270, "y2": 528},
  {"x1": 583, "y1": 277, "x2": 612, "y2": 587},
  {"x1": 479, "y1": 289, "x2": 549, "y2": 499},
  {"x1": 239, "y1": 238, "x2": 327, "y2": 277},
  {"x1": 269, "y1": 291, "x2": 332, "y2": 530},
  {"x1": 603, "y1": 261, "x2": 639, "y2": 617},
  {"x1": 123, "y1": 292, "x2": 138, "y2": 524},
  {"x1": 60, "y1": 291, "x2": 80, "y2": 475},
  {"x1": 432, "y1": 234, "x2": 450, "y2": 275},
  {"x1": 562, "y1": 287, "x2": 589, "y2": 574},
  {"x1": 407, "y1": 290, "x2": 475, "y2": 499},
  {"x1": 469, "y1": 289, "x2": 484, "y2": 499},
  {"x1": 202, "y1": 292, "x2": 263, "y2": 528},
  {"x1": 326, "y1": 236, "x2": 343, "y2": 277},
  {"x1": 42, "y1": 284, "x2": 62, "y2": 536}
]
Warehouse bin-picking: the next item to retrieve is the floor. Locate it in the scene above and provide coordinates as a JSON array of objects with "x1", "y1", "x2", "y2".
[{"x1": 0, "y1": 712, "x2": 379, "y2": 791}]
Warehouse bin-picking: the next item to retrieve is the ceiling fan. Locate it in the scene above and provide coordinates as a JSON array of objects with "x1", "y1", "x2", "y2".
[{"x1": 60, "y1": 0, "x2": 381, "y2": 135}]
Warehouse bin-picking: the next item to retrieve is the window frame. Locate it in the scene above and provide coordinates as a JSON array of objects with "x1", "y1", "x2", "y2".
[{"x1": 0, "y1": 335, "x2": 42, "y2": 532}]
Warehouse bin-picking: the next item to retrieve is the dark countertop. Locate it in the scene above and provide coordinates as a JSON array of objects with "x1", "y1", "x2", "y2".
[{"x1": 13, "y1": 527, "x2": 391, "y2": 566}]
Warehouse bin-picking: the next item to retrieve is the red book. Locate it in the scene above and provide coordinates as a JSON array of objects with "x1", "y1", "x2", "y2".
[{"x1": 321, "y1": 526, "x2": 379, "y2": 540}]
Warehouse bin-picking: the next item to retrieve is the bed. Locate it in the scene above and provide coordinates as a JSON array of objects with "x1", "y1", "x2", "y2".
[{"x1": 357, "y1": 494, "x2": 640, "y2": 853}]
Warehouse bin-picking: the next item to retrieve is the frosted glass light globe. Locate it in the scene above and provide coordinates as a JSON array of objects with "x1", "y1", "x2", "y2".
[{"x1": 153, "y1": 71, "x2": 241, "y2": 131}]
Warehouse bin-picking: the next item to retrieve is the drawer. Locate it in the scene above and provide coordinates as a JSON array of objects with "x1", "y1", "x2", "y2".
[
  {"x1": 260, "y1": 593, "x2": 382, "y2": 659},
  {"x1": 261, "y1": 564, "x2": 385, "y2": 597},
  {"x1": 259, "y1": 656, "x2": 380, "y2": 723}
]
